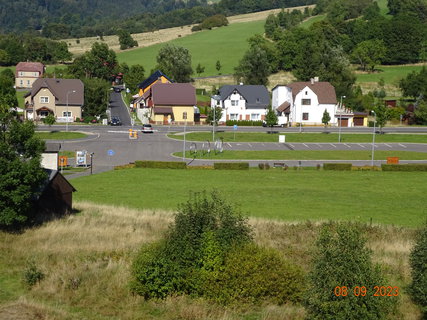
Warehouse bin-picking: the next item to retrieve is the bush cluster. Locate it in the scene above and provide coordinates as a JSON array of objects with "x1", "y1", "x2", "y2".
[
  {"x1": 130, "y1": 191, "x2": 304, "y2": 305},
  {"x1": 225, "y1": 120, "x2": 263, "y2": 126},
  {"x1": 381, "y1": 164, "x2": 427, "y2": 171},
  {"x1": 323, "y1": 163, "x2": 352, "y2": 171},
  {"x1": 409, "y1": 222, "x2": 427, "y2": 315},
  {"x1": 214, "y1": 162, "x2": 249, "y2": 170},
  {"x1": 191, "y1": 14, "x2": 228, "y2": 32},
  {"x1": 258, "y1": 163, "x2": 270, "y2": 170},
  {"x1": 135, "y1": 160, "x2": 187, "y2": 169}
]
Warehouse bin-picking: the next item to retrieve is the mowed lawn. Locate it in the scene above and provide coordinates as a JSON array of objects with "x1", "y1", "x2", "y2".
[
  {"x1": 35, "y1": 131, "x2": 87, "y2": 140},
  {"x1": 356, "y1": 65, "x2": 425, "y2": 85},
  {"x1": 72, "y1": 168, "x2": 427, "y2": 227},
  {"x1": 117, "y1": 20, "x2": 265, "y2": 76},
  {"x1": 170, "y1": 132, "x2": 427, "y2": 143}
]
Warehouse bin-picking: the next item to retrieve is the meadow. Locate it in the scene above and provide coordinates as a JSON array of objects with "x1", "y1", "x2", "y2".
[
  {"x1": 169, "y1": 132, "x2": 427, "y2": 143},
  {"x1": 72, "y1": 168, "x2": 427, "y2": 227}
]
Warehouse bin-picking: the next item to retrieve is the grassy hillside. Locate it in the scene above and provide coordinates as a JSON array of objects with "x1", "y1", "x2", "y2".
[
  {"x1": 117, "y1": 20, "x2": 265, "y2": 77},
  {"x1": 0, "y1": 201, "x2": 422, "y2": 319},
  {"x1": 72, "y1": 169, "x2": 427, "y2": 227}
]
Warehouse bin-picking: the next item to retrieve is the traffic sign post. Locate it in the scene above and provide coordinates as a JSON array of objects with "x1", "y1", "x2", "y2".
[{"x1": 233, "y1": 124, "x2": 237, "y2": 141}]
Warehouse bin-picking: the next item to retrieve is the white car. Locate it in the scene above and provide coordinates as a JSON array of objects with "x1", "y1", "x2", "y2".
[{"x1": 142, "y1": 124, "x2": 154, "y2": 133}]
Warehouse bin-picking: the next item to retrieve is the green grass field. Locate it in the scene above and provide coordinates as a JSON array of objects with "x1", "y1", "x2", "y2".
[
  {"x1": 117, "y1": 20, "x2": 265, "y2": 76},
  {"x1": 356, "y1": 65, "x2": 425, "y2": 85},
  {"x1": 300, "y1": 14, "x2": 326, "y2": 28},
  {"x1": 72, "y1": 168, "x2": 427, "y2": 227},
  {"x1": 169, "y1": 132, "x2": 427, "y2": 143},
  {"x1": 177, "y1": 150, "x2": 427, "y2": 160},
  {"x1": 35, "y1": 131, "x2": 87, "y2": 140}
]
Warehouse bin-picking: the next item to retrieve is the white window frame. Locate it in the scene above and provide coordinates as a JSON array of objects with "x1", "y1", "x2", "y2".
[
  {"x1": 251, "y1": 113, "x2": 260, "y2": 121},
  {"x1": 63, "y1": 111, "x2": 72, "y2": 117},
  {"x1": 40, "y1": 96, "x2": 49, "y2": 103},
  {"x1": 230, "y1": 113, "x2": 239, "y2": 120},
  {"x1": 302, "y1": 99, "x2": 311, "y2": 105},
  {"x1": 231, "y1": 100, "x2": 239, "y2": 106},
  {"x1": 302, "y1": 112, "x2": 309, "y2": 121}
]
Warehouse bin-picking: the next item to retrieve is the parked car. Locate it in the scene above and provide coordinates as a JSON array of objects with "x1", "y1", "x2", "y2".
[
  {"x1": 110, "y1": 116, "x2": 121, "y2": 126},
  {"x1": 114, "y1": 87, "x2": 121, "y2": 93},
  {"x1": 142, "y1": 123, "x2": 153, "y2": 133}
]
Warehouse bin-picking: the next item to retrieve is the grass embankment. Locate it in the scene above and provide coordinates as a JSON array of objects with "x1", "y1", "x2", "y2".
[
  {"x1": 0, "y1": 202, "x2": 422, "y2": 319},
  {"x1": 177, "y1": 150, "x2": 427, "y2": 160},
  {"x1": 35, "y1": 131, "x2": 87, "y2": 140},
  {"x1": 356, "y1": 65, "x2": 425, "y2": 85},
  {"x1": 169, "y1": 132, "x2": 427, "y2": 143},
  {"x1": 72, "y1": 168, "x2": 427, "y2": 227}
]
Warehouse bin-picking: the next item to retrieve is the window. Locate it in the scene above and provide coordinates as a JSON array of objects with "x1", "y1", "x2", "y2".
[
  {"x1": 231, "y1": 100, "x2": 238, "y2": 106},
  {"x1": 27, "y1": 80, "x2": 30, "y2": 86},
  {"x1": 230, "y1": 113, "x2": 238, "y2": 120},
  {"x1": 305, "y1": 91, "x2": 308, "y2": 95},
  {"x1": 19, "y1": 72, "x2": 23, "y2": 76},
  {"x1": 20, "y1": 80, "x2": 23, "y2": 86},
  {"x1": 302, "y1": 113, "x2": 309, "y2": 121},
  {"x1": 251, "y1": 113, "x2": 260, "y2": 121},
  {"x1": 216, "y1": 100, "x2": 220, "y2": 106},
  {"x1": 302, "y1": 99, "x2": 311, "y2": 105},
  {"x1": 40, "y1": 96, "x2": 49, "y2": 103},
  {"x1": 183, "y1": 112, "x2": 187, "y2": 120},
  {"x1": 40, "y1": 111, "x2": 49, "y2": 117},
  {"x1": 63, "y1": 111, "x2": 72, "y2": 117}
]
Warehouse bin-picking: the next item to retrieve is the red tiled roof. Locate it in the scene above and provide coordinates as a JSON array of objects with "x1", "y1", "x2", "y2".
[
  {"x1": 151, "y1": 83, "x2": 196, "y2": 106},
  {"x1": 277, "y1": 101, "x2": 290, "y2": 113},
  {"x1": 15, "y1": 62, "x2": 45, "y2": 77},
  {"x1": 288, "y1": 81, "x2": 337, "y2": 104}
]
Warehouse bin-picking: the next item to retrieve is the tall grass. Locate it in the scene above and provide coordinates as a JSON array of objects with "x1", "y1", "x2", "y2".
[{"x1": 0, "y1": 202, "x2": 422, "y2": 319}]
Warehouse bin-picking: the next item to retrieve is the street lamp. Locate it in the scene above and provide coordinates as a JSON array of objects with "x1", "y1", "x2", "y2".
[
  {"x1": 371, "y1": 110, "x2": 376, "y2": 167},
  {"x1": 212, "y1": 104, "x2": 216, "y2": 142},
  {"x1": 90, "y1": 152, "x2": 94, "y2": 175},
  {"x1": 338, "y1": 95, "x2": 346, "y2": 143},
  {"x1": 66, "y1": 90, "x2": 76, "y2": 132}
]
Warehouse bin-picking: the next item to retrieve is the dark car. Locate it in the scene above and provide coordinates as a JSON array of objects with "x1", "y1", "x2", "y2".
[
  {"x1": 110, "y1": 116, "x2": 121, "y2": 126},
  {"x1": 114, "y1": 87, "x2": 122, "y2": 93},
  {"x1": 142, "y1": 123, "x2": 153, "y2": 133}
]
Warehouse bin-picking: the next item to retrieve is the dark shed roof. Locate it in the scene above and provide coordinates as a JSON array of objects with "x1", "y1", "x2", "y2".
[{"x1": 219, "y1": 85, "x2": 269, "y2": 108}]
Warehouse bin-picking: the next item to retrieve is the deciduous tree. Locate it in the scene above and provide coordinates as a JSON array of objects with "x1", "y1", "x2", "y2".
[
  {"x1": 155, "y1": 44, "x2": 193, "y2": 83},
  {"x1": 351, "y1": 39, "x2": 387, "y2": 72},
  {"x1": 264, "y1": 105, "x2": 278, "y2": 132},
  {"x1": 235, "y1": 46, "x2": 271, "y2": 86}
]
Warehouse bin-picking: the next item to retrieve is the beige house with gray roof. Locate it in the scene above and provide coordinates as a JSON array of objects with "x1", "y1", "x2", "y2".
[{"x1": 24, "y1": 78, "x2": 84, "y2": 122}]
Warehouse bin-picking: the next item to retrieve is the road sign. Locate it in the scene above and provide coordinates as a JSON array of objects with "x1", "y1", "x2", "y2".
[
  {"x1": 107, "y1": 149, "x2": 115, "y2": 156},
  {"x1": 233, "y1": 124, "x2": 238, "y2": 130}
]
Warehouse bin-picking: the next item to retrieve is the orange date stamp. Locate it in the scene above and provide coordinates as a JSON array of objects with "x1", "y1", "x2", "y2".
[{"x1": 334, "y1": 286, "x2": 399, "y2": 297}]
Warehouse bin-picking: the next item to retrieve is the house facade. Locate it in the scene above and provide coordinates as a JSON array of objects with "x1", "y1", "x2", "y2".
[
  {"x1": 272, "y1": 79, "x2": 339, "y2": 126},
  {"x1": 211, "y1": 85, "x2": 270, "y2": 123},
  {"x1": 24, "y1": 78, "x2": 84, "y2": 122},
  {"x1": 15, "y1": 62, "x2": 45, "y2": 89},
  {"x1": 137, "y1": 82, "x2": 196, "y2": 125}
]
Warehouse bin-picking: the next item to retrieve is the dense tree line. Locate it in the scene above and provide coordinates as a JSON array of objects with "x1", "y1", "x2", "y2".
[
  {"x1": 0, "y1": 0, "x2": 314, "y2": 39},
  {"x1": 0, "y1": 34, "x2": 71, "y2": 66}
]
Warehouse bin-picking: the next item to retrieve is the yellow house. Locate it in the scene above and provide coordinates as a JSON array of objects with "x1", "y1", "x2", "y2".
[
  {"x1": 142, "y1": 83, "x2": 196, "y2": 125},
  {"x1": 24, "y1": 78, "x2": 84, "y2": 122},
  {"x1": 137, "y1": 70, "x2": 172, "y2": 96}
]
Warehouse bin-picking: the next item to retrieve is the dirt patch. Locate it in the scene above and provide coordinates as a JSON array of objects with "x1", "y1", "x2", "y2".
[{"x1": 0, "y1": 302, "x2": 46, "y2": 320}]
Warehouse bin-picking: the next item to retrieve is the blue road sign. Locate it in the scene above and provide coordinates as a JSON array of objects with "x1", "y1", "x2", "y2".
[
  {"x1": 233, "y1": 124, "x2": 238, "y2": 130},
  {"x1": 107, "y1": 149, "x2": 115, "y2": 156}
]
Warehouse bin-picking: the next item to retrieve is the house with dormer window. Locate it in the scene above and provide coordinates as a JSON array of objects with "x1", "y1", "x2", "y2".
[{"x1": 211, "y1": 84, "x2": 270, "y2": 123}]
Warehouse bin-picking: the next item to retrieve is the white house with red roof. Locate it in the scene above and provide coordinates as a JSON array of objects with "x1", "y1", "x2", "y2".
[
  {"x1": 272, "y1": 78, "x2": 342, "y2": 127},
  {"x1": 15, "y1": 62, "x2": 45, "y2": 89}
]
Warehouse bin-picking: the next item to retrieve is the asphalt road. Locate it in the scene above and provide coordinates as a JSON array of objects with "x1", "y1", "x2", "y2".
[
  {"x1": 109, "y1": 90, "x2": 132, "y2": 126},
  {"x1": 38, "y1": 124, "x2": 426, "y2": 179}
]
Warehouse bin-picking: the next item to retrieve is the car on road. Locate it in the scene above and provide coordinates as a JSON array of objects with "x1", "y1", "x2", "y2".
[
  {"x1": 114, "y1": 87, "x2": 122, "y2": 93},
  {"x1": 110, "y1": 116, "x2": 121, "y2": 126},
  {"x1": 142, "y1": 123, "x2": 153, "y2": 133}
]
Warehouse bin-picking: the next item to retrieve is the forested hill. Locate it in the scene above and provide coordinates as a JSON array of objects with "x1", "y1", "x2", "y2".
[{"x1": 0, "y1": 0, "x2": 314, "y2": 38}]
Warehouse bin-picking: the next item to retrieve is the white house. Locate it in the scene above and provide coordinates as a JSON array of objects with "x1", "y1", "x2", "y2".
[
  {"x1": 272, "y1": 79, "x2": 341, "y2": 126},
  {"x1": 211, "y1": 85, "x2": 270, "y2": 123}
]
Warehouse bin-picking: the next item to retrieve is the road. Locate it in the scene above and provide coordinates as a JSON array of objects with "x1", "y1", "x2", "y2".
[
  {"x1": 109, "y1": 90, "x2": 132, "y2": 126},
  {"x1": 38, "y1": 124, "x2": 427, "y2": 178}
]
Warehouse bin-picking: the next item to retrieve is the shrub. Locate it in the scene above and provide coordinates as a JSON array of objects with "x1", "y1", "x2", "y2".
[
  {"x1": 135, "y1": 160, "x2": 187, "y2": 169},
  {"x1": 214, "y1": 162, "x2": 249, "y2": 170},
  {"x1": 381, "y1": 164, "x2": 427, "y2": 171},
  {"x1": 23, "y1": 260, "x2": 45, "y2": 287},
  {"x1": 114, "y1": 163, "x2": 135, "y2": 170},
  {"x1": 352, "y1": 165, "x2": 381, "y2": 171},
  {"x1": 323, "y1": 163, "x2": 352, "y2": 171},
  {"x1": 225, "y1": 120, "x2": 263, "y2": 126},
  {"x1": 191, "y1": 25, "x2": 202, "y2": 32},
  {"x1": 305, "y1": 223, "x2": 397, "y2": 319},
  {"x1": 203, "y1": 243, "x2": 305, "y2": 305},
  {"x1": 409, "y1": 222, "x2": 427, "y2": 315},
  {"x1": 258, "y1": 163, "x2": 270, "y2": 170}
]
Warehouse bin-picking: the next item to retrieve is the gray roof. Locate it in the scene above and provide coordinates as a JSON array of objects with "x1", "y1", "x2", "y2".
[
  {"x1": 29, "y1": 78, "x2": 84, "y2": 106},
  {"x1": 219, "y1": 85, "x2": 269, "y2": 108}
]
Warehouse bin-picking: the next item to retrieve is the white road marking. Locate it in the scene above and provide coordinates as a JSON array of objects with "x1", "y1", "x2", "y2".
[
  {"x1": 303, "y1": 143, "x2": 309, "y2": 148},
  {"x1": 358, "y1": 144, "x2": 365, "y2": 148},
  {"x1": 289, "y1": 144, "x2": 295, "y2": 148},
  {"x1": 316, "y1": 143, "x2": 322, "y2": 148},
  {"x1": 344, "y1": 143, "x2": 351, "y2": 148},
  {"x1": 385, "y1": 143, "x2": 392, "y2": 148},
  {"x1": 227, "y1": 143, "x2": 232, "y2": 148},
  {"x1": 399, "y1": 143, "x2": 407, "y2": 148},
  {"x1": 248, "y1": 143, "x2": 252, "y2": 147},
  {"x1": 330, "y1": 143, "x2": 337, "y2": 148}
]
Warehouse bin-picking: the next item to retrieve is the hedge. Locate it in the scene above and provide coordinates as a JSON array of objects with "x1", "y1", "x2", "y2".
[
  {"x1": 225, "y1": 120, "x2": 263, "y2": 126},
  {"x1": 214, "y1": 162, "x2": 249, "y2": 170},
  {"x1": 135, "y1": 161, "x2": 187, "y2": 169},
  {"x1": 323, "y1": 163, "x2": 352, "y2": 171},
  {"x1": 381, "y1": 164, "x2": 427, "y2": 171}
]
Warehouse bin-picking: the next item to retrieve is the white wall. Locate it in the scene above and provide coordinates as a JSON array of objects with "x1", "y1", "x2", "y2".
[{"x1": 41, "y1": 153, "x2": 58, "y2": 171}]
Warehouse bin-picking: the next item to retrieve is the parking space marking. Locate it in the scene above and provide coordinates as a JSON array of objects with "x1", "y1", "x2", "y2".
[
  {"x1": 316, "y1": 143, "x2": 322, "y2": 148},
  {"x1": 227, "y1": 143, "x2": 232, "y2": 148},
  {"x1": 248, "y1": 143, "x2": 252, "y2": 148},
  {"x1": 385, "y1": 143, "x2": 392, "y2": 148},
  {"x1": 399, "y1": 143, "x2": 407, "y2": 148},
  {"x1": 344, "y1": 143, "x2": 351, "y2": 148},
  {"x1": 330, "y1": 143, "x2": 337, "y2": 148},
  {"x1": 289, "y1": 144, "x2": 295, "y2": 148},
  {"x1": 303, "y1": 143, "x2": 309, "y2": 148},
  {"x1": 358, "y1": 144, "x2": 366, "y2": 148}
]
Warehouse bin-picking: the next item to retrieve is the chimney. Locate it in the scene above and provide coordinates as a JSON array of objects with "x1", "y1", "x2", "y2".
[
  {"x1": 310, "y1": 78, "x2": 314, "y2": 85},
  {"x1": 314, "y1": 77, "x2": 319, "y2": 82}
]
